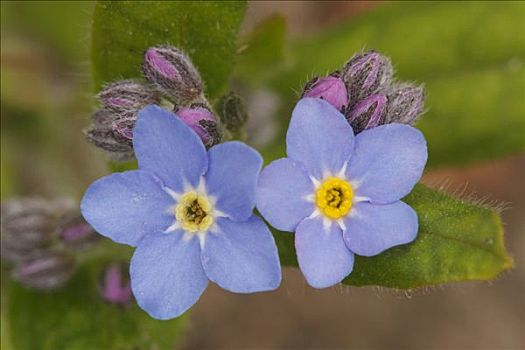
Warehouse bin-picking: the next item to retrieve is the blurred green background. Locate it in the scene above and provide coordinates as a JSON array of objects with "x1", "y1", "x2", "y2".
[{"x1": 1, "y1": 1, "x2": 524, "y2": 349}]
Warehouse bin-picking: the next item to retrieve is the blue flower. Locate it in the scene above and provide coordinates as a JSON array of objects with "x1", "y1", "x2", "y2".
[
  {"x1": 81, "y1": 105, "x2": 281, "y2": 319},
  {"x1": 256, "y1": 98, "x2": 427, "y2": 289}
]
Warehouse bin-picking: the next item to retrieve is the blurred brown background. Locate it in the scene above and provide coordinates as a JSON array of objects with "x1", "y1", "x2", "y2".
[{"x1": 1, "y1": 1, "x2": 524, "y2": 349}]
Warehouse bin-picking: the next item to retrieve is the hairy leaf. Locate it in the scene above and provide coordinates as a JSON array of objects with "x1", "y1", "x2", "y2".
[
  {"x1": 265, "y1": 1, "x2": 525, "y2": 168},
  {"x1": 271, "y1": 184, "x2": 513, "y2": 289},
  {"x1": 91, "y1": 0, "x2": 246, "y2": 98},
  {"x1": 4, "y1": 260, "x2": 186, "y2": 350}
]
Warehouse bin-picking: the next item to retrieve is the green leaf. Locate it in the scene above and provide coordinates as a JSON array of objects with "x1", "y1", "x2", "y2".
[
  {"x1": 272, "y1": 184, "x2": 513, "y2": 289},
  {"x1": 91, "y1": 0, "x2": 246, "y2": 98},
  {"x1": 264, "y1": 1, "x2": 525, "y2": 168},
  {"x1": 234, "y1": 14, "x2": 287, "y2": 86},
  {"x1": 4, "y1": 259, "x2": 186, "y2": 350}
]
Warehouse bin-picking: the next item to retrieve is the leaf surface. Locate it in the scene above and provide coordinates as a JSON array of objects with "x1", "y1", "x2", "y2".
[{"x1": 92, "y1": 0, "x2": 247, "y2": 98}]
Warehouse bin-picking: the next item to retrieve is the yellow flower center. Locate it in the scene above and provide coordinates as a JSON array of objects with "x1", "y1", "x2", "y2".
[
  {"x1": 315, "y1": 177, "x2": 353, "y2": 220},
  {"x1": 175, "y1": 191, "x2": 214, "y2": 233}
]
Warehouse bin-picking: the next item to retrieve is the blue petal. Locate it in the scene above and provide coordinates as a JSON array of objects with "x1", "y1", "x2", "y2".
[
  {"x1": 134, "y1": 105, "x2": 207, "y2": 192},
  {"x1": 130, "y1": 232, "x2": 208, "y2": 320},
  {"x1": 256, "y1": 158, "x2": 315, "y2": 232},
  {"x1": 205, "y1": 142, "x2": 262, "y2": 221},
  {"x1": 295, "y1": 217, "x2": 354, "y2": 288},
  {"x1": 343, "y1": 201, "x2": 418, "y2": 257},
  {"x1": 201, "y1": 216, "x2": 281, "y2": 293},
  {"x1": 345, "y1": 124, "x2": 427, "y2": 203},
  {"x1": 286, "y1": 98, "x2": 354, "y2": 180},
  {"x1": 81, "y1": 170, "x2": 173, "y2": 247}
]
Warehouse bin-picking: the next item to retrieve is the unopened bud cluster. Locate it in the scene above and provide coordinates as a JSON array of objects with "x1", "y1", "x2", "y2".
[
  {"x1": 1, "y1": 197, "x2": 99, "y2": 290},
  {"x1": 302, "y1": 50, "x2": 425, "y2": 133},
  {"x1": 84, "y1": 45, "x2": 246, "y2": 160}
]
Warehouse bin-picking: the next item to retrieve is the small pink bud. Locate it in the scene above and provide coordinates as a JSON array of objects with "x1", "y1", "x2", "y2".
[
  {"x1": 175, "y1": 104, "x2": 222, "y2": 148},
  {"x1": 302, "y1": 75, "x2": 349, "y2": 112},
  {"x1": 99, "y1": 263, "x2": 133, "y2": 305}
]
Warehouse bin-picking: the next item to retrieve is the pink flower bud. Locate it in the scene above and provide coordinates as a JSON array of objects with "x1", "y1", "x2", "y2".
[
  {"x1": 346, "y1": 93, "x2": 387, "y2": 133},
  {"x1": 175, "y1": 104, "x2": 222, "y2": 148},
  {"x1": 98, "y1": 80, "x2": 159, "y2": 114},
  {"x1": 99, "y1": 263, "x2": 132, "y2": 305},
  {"x1": 142, "y1": 46, "x2": 203, "y2": 104},
  {"x1": 84, "y1": 110, "x2": 135, "y2": 162},
  {"x1": 302, "y1": 75, "x2": 349, "y2": 112}
]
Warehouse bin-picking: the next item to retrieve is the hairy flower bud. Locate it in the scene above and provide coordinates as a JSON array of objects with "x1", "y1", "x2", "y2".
[
  {"x1": 84, "y1": 110, "x2": 134, "y2": 161},
  {"x1": 98, "y1": 80, "x2": 159, "y2": 114},
  {"x1": 13, "y1": 251, "x2": 75, "y2": 290},
  {"x1": 342, "y1": 51, "x2": 393, "y2": 105},
  {"x1": 57, "y1": 211, "x2": 99, "y2": 250},
  {"x1": 1, "y1": 198, "x2": 58, "y2": 254},
  {"x1": 216, "y1": 92, "x2": 249, "y2": 133},
  {"x1": 383, "y1": 84, "x2": 425, "y2": 125},
  {"x1": 346, "y1": 93, "x2": 387, "y2": 133},
  {"x1": 99, "y1": 263, "x2": 132, "y2": 305},
  {"x1": 302, "y1": 74, "x2": 349, "y2": 112},
  {"x1": 175, "y1": 104, "x2": 222, "y2": 148},
  {"x1": 142, "y1": 46, "x2": 203, "y2": 104}
]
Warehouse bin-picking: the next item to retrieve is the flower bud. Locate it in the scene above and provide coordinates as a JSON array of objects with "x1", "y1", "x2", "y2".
[
  {"x1": 99, "y1": 263, "x2": 132, "y2": 305},
  {"x1": 383, "y1": 84, "x2": 425, "y2": 125},
  {"x1": 142, "y1": 46, "x2": 203, "y2": 104},
  {"x1": 346, "y1": 93, "x2": 387, "y2": 133},
  {"x1": 302, "y1": 74, "x2": 349, "y2": 112},
  {"x1": 1, "y1": 198, "x2": 56, "y2": 252},
  {"x1": 0, "y1": 240, "x2": 46, "y2": 264},
  {"x1": 216, "y1": 92, "x2": 249, "y2": 133},
  {"x1": 13, "y1": 251, "x2": 75, "y2": 290},
  {"x1": 84, "y1": 110, "x2": 135, "y2": 161},
  {"x1": 342, "y1": 51, "x2": 393, "y2": 104},
  {"x1": 57, "y1": 211, "x2": 99, "y2": 251},
  {"x1": 175, "y1": 104, "x2": 222, "y2": 148},
  {"x1": 98, "y1": 80, "x2": 160, "y2": 114}
]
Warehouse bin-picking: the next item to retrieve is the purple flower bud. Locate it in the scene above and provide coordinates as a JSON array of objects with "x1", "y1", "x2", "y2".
[
  {"x1": 175, "y1": 104, "x2": 222, "y2": 148},
  {"x1": 57, "y1": 211, "x2": 99, "y2": 251},
  {"x1": 302, "y1": 75, "x2": 349, "y2": 112},
  {"x1": 384, "y1": 84, "x2": 425, "y2": 125},
  {"x1": 346, "y1": 93, "x2": 387, "y2": 133},
  {"x1": 111, "y1": 117, "x2": 135, "y2": 144},
  {"x1": 216, "y1": 92, "x2": 249, "y2": 133},
  {"x1": 84, "y1": 110, "x2": 135, "y2": 162},
  {"x1": 99, "y1": 263, "x2": 132, "y2": 305},
  {"x1": 13, "y1": 251, "x2": 75, "y2": 290},
  {"x1": 142, "y1": 46, "x2": 203, "y2": 104},
  {"x1": 98, "y1": 80, "x2": 160, "y2": 114},
  {"x1": 342, "y1": 51, "x2": 393, "y2": 104}
]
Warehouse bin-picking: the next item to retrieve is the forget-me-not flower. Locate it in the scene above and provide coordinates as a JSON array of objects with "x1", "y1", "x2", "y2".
[
  {"x1": 81, "y1": 105, "x2": 281, "y2": 319},
  {"x1": 257, "y1": 98, "x2": 427, "y2": 288}
]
